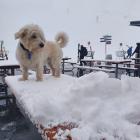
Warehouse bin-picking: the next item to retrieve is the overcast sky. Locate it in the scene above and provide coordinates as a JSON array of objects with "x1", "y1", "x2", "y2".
[{"x1": 0, "y1": 0, "x2": 140, "y2": 59}]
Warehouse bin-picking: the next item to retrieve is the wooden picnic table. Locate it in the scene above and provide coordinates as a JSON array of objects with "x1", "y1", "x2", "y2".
[
  {"x1": 5, "y1": 74, "x2": 76, "y2": 140},
  {"x1": 0, "y1": 60, "x2": 20, "y2": 75},
  {"x1": 81, "y1": 59, "x2": 132, "y2": 78},
  {"x1": 125, "y1": 63, "x2": 140, "y2": 67}
]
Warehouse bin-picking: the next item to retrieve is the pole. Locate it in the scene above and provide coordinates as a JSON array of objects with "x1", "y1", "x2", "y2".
[
  {"x1": 77, "y1": 43, "x2": 80, "y2": 63},
  {"x1": 0, "y1": 41, "x2": 4, "y2": 58},
  {"x1": 105, "y1": 42, "x2": 107, "y2": 59}
]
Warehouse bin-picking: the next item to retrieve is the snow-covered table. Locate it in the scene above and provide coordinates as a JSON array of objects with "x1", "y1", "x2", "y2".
[
  {"x1": 81, "y1": 58, "x2": 132, "y2": 78},
  {"x1": 5, "y1": 72, "x2": 140, "y2": 140},
  {"x1": 0, "y1": 59, "x2": 19, "y2": 75},
  {"x1": 5, "y1": 74, "x2": 77, "y2": 140}
]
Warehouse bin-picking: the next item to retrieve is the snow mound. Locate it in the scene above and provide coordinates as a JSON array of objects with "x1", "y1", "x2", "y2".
[{"x1": 5, "y1": 72, "x2": 140, "y2": 140}]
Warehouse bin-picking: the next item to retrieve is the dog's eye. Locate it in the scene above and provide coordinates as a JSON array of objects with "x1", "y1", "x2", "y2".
[{"x1": 31, "y1": 35, "x2": 37, "y2": 39}]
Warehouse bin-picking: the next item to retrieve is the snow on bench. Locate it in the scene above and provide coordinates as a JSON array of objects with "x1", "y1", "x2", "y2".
[
  {"x1": 94, "y1": 64, "x2": 116, "y2": 68},
  {"x1": 5, "y1": 74, "x2": 77, "y2": 140},
  {"x1": 4, "y1": 72, "x2": 140, "y2": 140},
  {"x1": 94, "y1": 64, "x2": 138, "y2": 76},
  {"x1": 74, "y1": 65, "x2": 115, "y2": 73},
  {"x1": 118, "y1": 66, "x2": 138, "y2": 71},
  {"x1": 94, "y1": 64, "x2": 138, "y2": 70}
]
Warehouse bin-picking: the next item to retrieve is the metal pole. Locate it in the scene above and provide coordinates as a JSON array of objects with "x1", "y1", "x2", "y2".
[
  {"x1": 0, "y1": 41, "x2": 4, "y2": 58},
  {"x1": 62, "y1": 59, "x2": 65, "y2": 74},
  {"x1": 105, "y1": 42, "x2": 107, "y2": 59},
  {"x1": 0, "y1": 41, "x2": 2, "y2": 52}
]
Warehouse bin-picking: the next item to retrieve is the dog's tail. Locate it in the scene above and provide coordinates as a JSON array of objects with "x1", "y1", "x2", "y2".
[{"x1": 55, "y1": 32, "x2": 68, "y2": 48}]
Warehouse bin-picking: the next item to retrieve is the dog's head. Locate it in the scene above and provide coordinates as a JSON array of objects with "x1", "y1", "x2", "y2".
[{"x1": 15, "y1": 24, "x2": 46, "y2": 52}]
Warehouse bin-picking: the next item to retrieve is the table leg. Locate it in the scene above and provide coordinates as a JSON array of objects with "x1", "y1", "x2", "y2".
[
  {"x1": 4, "y1": 68, "x2": 7, "y2": 75},
  {"x1": 11, "y1": 68, "x2": 15, "y2": 75},
  {"x1": 115, "y1": 64, "x2": 118, "y2": 78},
  {"x1": 62, "y1": 60, "x2": 64, "y2": 74},
  {"x1": 71, "y1": 63, "x2": 75, "y2": 76}
]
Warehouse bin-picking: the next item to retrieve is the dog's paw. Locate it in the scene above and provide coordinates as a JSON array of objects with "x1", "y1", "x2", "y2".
[
  {"x1": 36, "y1": 78, "x2": 43, "y2": 81},
  {"x1": 54, "y1": 75, "x2": 60, "y2": 78},
  {"x1": 18, "y1": 77, "x2": 28, "y2": 81}
]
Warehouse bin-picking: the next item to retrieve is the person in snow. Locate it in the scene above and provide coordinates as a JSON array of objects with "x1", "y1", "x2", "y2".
[
  {"x1": 78, "y1": 44, "x2": 88, "y2": 65},
  {"x1": 77, "y1": 44, "x2": 88, "y2": 77},
  {"x1": 132, "y1": 43, "x2": 140, "y2": 58},
  {"x1": 126, "y1": 46, "x2": 133, "y2": 58},
  {"x1": 132, "y1": 42, "x2": 140, "y2": 77},
  {"x1": 119, "y1": 43, "x2": 126, "y2": 59}
]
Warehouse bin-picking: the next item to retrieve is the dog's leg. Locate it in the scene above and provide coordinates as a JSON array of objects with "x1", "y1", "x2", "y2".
[
  {"x1": 19, "y1": 66, "x2": 28, "y2": 81},
  {"x1": 55, "y1": 69, "x2": 60, "y2": 77},
  {"x1": 49, "y1": 58, "x2": 61, "y2": 77},
  {"x1": 54, "y1": 65, "x2": 61, "y2": 77},
  {"x1": 48, "y1": 63, "x2": 55, "y2": 76},
  {"x1": 51, "y1": 67, "x2": 55, "y2": 76},
  {"x1": 36, "y1": 64, "x2": 43, "y2": 81},
  {"x1": 50, "y1": 59, "x2": 61, "y2": 77}
]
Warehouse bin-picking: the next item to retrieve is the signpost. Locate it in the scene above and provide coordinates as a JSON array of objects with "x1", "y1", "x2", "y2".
[{"x1": 100, "y1": 35, "x2": 112, "y2": 58}]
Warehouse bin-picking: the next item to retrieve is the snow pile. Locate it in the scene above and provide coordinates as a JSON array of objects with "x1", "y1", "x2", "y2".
[
  {"x1": 5, "y1": 72, "x2": 140, "y2": 140},
  {"x1": 64, "y1": 72, "x2": 140, "y2": 140}
]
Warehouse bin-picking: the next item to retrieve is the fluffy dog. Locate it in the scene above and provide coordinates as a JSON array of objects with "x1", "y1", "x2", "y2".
[{"x1": 15, "y1": 24, "x2": 68, "y2": 81}]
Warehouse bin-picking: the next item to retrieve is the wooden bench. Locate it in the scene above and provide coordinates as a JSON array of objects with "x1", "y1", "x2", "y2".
[
  {"x1": 73, "y1": 65, "x2": 115, "y2": 76},
  {"x1": 94, "y1": 64, "x2": 116, "y2": 69},
  {"x1": 94, "y1": 64, "x2": 137, "y2": 70},
  {"x1": 118, "y1": 66, "x2": 138, "y2": 71},
  {"x1": 94, "y1": 64, "x2": 138, "y2": 76},
  {"x1": 118, "y1": 66, "x2": 138, "y2": 76},
  {"x1": 124, "y1": 63, "x2": 140, "y2": 67},
  {"x1": 61, "y1": 61, "x2": 77, "y2": 76}
]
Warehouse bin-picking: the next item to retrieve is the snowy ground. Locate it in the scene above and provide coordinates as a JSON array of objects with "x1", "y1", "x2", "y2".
[{"x1": 3, "y1": 72, "x2": 140, "y2": 140}]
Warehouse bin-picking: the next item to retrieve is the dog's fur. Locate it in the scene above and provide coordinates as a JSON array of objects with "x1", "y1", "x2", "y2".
[{"x1": 15, "y1": 24, "x2": 68, "y2": 81}]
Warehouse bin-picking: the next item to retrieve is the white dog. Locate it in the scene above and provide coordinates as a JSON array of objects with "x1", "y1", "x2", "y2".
[{"x1": 15, "y1": 24, "x2": 68, "y2": 81}]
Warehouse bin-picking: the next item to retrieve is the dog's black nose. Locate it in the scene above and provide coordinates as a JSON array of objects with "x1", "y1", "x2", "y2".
[{"x1": 39, "y1": 43, "x2": 44, "y2": 48}]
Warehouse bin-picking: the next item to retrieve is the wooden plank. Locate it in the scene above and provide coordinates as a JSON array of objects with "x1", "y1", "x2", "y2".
[
  {"x1": 94, "y1": 64, "x2": 116, "y2": 68},
  {"x1": 74, "y1": 65, "x2": 115, "y2": 73},
  {"x1": 81, "y1": 59, "x2": 131, "y2": 64},
  {"x1": 118, "y1": 66, "x2": 138, "y2": 71},
  {"x1": 94, "y1": 65, "x2": 138, "y2": 70}
]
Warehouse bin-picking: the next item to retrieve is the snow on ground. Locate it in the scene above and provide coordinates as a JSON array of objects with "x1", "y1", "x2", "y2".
[{"x1": 5, "y1": 72, "x2": 140, "y2": 140}]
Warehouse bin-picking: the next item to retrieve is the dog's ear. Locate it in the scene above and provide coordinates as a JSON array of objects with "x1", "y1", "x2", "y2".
[{"x1": 15, "y1": 28, "x2": 28, "y2": 40}]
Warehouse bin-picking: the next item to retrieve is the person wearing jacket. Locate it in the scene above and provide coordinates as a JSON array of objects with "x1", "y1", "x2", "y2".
[
  {"x1": 132, "y1": 43, "x2": 140, "y2": 77},
  {"x1": 132, "y1": 43, "x2": 140, "y2": 57},
  {"x1": 126, "y1": 46, "x2": 133, "y2": 58}
]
